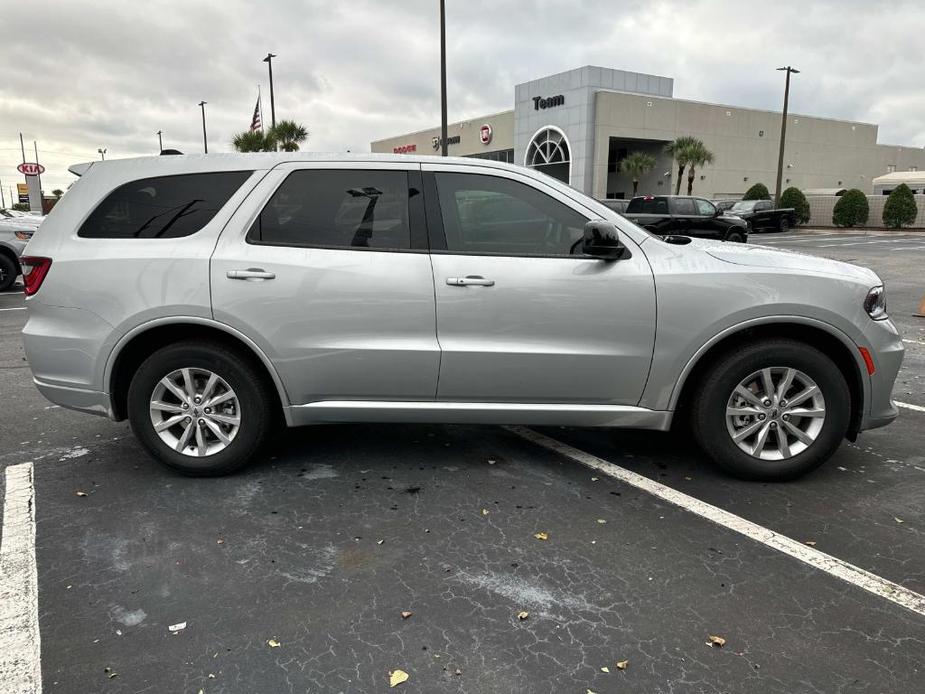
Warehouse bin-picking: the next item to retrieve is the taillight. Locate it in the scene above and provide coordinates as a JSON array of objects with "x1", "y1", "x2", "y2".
[{"x1": 20, "y1": 256, "x2": 52, "y2": 296}]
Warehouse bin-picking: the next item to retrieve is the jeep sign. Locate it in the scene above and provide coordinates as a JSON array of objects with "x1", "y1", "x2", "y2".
[{"x1": 532, "y1": 95, "x2": 565, "y2": 110}]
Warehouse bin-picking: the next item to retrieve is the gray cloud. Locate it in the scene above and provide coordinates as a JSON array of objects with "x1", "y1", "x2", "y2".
[{"x1": 2, "y1": 0, "x2": 922, "y2": 195}]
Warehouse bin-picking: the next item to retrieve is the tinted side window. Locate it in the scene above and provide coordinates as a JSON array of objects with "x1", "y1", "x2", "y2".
[
  {"x1": 626, "y1": 197, "x2": 669, "y2": 214},
  {"x1": 434, "y1": 173, "x2": 587, "y2": 256},
  {"x1": 248, "y1": 170, "x2": 411, "y2": 250},
  {"x1": 673, "y1": 198, "x2": 697, "y2": 215},
  {"x1": 78, "y1": 172, "x2": 251, "y2": 238},
  {"x1": 756, "y1": 201, "x2": 772, "y2": 211},
  {"x1": 695, "y1": 199, "x2": 716, "y2": 216}
]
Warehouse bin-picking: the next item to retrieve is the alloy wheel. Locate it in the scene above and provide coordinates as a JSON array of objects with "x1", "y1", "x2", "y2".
[
  {"x1": 149, "y1": 367, "x2": 241, "y2": 457},
  {"x1": 725, "y1": 367, "x2": 826, "y2": 461}
]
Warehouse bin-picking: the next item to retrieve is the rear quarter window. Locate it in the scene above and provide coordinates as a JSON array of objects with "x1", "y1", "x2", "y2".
[
  {"x1": 626, "y1": 197, "x2": 669, "y2": 214},
  {"x1": 78, "y1": 171, "x2": 252, "y2": 238}
]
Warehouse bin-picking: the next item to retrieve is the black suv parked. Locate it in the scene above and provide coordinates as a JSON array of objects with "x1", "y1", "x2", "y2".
[{"x1": 623, "y1": 195, "x2": 748, "y2": 242}]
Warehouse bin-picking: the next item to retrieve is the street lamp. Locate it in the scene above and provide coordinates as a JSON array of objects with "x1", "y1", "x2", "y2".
[
  {"x1": 198, "y1": 101, "x2": 208, "y2": 154},
  {"x1": 774, "y1": 66, "x2": 799, "y2": 207},
  {"x1": 262, "y1": 53, "x2": 277, "y2": 130},
  {"x1": 439, "y1": 0, "x2": 448, "y2": 157},
  {"x1": 157, "y1": 130, "x2": 163, "y2": 153},
  {"x1": 97, "y1": 148, "x2": 107, "y2": 160}
]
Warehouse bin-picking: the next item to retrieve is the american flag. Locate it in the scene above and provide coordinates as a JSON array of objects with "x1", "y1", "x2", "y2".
[{"x1": 249, "y1": 95, "x2": 262, "y2": 132}]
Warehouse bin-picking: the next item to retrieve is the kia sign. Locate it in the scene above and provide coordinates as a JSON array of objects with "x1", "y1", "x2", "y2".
[
  {"x1": 479, "y1": 124, "x2": 493, "y2": 145},
  {"x1": 17, "y1": 162, "x2": 45, "y2": 176}
]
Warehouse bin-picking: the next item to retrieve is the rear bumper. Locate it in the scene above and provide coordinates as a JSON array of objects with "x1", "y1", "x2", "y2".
[{"x1": 33, "y1": 377, "x2": 113, "y2": 418}]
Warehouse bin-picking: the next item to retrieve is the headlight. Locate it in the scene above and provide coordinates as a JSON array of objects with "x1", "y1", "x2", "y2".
[{"x1": 864, "y1": 285, "x2": 888, "y2": 320}]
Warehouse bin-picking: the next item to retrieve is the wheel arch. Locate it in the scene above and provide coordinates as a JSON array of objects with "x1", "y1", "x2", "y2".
[
  {"x1": 0, "y1": 244, "x2": 21, "y2": 272},
  {"x1": 105, "y1": 318, "x2": 290, "y2": 422},
  {"x1": 670, "y1": 318, "x2": 866, "y2": 441}
]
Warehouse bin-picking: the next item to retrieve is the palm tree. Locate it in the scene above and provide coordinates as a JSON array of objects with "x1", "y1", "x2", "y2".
[
  {"x1": 231, "y1": 130, "x2": 277, "y2": 152},
  {"x1": 269, "y1": 120, "x2": 309, "y2": 152},
  {"x1": 664, "y1": 136, "x2": 700, "y2": 195},
  {"x1": 685, "y1": 141, "x2": 715, "y2": 195},
  {"x1": 619, "y1": 151, "x2": 657, "y2": 196}
]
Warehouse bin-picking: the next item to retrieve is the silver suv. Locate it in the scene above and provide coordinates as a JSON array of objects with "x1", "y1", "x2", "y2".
[{"x1": 21, "y1": 154, "x2": 903, "y2": 480}]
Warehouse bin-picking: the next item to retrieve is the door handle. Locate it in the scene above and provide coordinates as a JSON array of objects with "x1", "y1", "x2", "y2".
[
  {"x1": 227, "y1": 268, "x2": 276, "y2": 281},
  {"x1": 446, "y1": 275, "x2": 495, "y2": 287}
]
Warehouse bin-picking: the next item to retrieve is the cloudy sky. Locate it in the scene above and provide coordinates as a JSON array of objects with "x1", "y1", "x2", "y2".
[{"x1": 2, "y1": 0, "x2": 924, "y2": 195}]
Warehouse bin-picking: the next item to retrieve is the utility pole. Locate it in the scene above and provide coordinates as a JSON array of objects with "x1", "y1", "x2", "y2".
[
  {"x1": 1, "y1": 180, "x2": 5, "y2": 209},
  {"x1": 439, "y1": 0, "x2": 448, "y2": 156},
  {"x1": 263, "y1": 53, "x2": 277, "y2": 130},
  {"x1": 774, "y1": 66, "x2": 800, "y2": 207},
  {"x1": 19, "y1": 132, "x2": 26, "y2": 164},
  {"x1": 198, "y1": 101, "x2": 208, "y2": 153},
  {"x1": 157, "y1": 130, "x2": 163, "y2": 153}
]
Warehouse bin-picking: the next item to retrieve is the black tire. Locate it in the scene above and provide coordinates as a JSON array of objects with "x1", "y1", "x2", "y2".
[
  {"x1": 0, "y1": 254, "x2": 17, "y2": 292},
  {"x1": 778, "y1": 217, "x2": 790, "y2": 233},
  {"x1": 128, "y1": 341, "x2": 275, "y2": 476},
  {"x1": 726, "y1": 230, "x2": 746, "y2": 243},
  {"x1": 690, "y1": 339, "x2": 850, "y2": 481}
]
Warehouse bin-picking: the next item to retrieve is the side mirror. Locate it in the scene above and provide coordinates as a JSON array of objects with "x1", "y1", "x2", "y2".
[{"x1": 582, "y1": 220, "x2": 626, "y2": 260}]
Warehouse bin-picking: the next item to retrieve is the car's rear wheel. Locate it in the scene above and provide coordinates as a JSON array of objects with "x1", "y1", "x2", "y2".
[
  {"x1": 127, "y1": 341, "x2": 274, "y2": 476},
  {"x1": 778, "y1": 218, "x2": 790, "y2": 233},
  {"x1": 691, "y1": 340, "x2": 850, "y2": 481},
  {"x1": 726, "y1": 230, "x2": 746, "y2": 243},
  {"x1": 0, "y1": 254, "x2": 17, "y2": 292}
]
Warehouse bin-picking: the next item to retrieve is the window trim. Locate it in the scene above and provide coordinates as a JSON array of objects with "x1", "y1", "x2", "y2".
[
  {"x1": 244, "y1": 167, "x2": 428, "y2": 253},
  {"x1": 423, "y1": 169, "x2": 605, "y2": 260}
]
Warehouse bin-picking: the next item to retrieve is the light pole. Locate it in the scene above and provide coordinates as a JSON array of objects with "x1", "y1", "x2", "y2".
[
  {"x1": 157, "y1": 130, "x2": 163, "y2": 153},
  {"x1": 774, "y1": 66, "x2": 799, "y2": 207},
  {"x1": 97, "y1": 148, "x2": 107, "y2": 160},
  {"x1": 263, "y1": 53, "x2": 277, "y2": 130},
  {"x1": 439, "y1": 0, "x2": 448, "y2": 157},
  {"x1": 198, "y1": 101, "x2": 208, "y2": 153}
]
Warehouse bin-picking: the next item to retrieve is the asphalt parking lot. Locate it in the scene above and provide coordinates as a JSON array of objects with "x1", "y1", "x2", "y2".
[{"x1": 1, "y1": 228, "x2": 924, "y2": 693}]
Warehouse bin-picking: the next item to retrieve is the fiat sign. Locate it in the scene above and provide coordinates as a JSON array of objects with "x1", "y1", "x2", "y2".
[
  {"x1": 17, "y1": 162, "x2": 45, "y2": 176},
  {"x1": 479, "y1": 124, "x2": 493, "y2": 145}
]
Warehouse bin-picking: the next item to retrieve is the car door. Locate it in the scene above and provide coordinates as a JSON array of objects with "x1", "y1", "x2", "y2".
[
  {"x1": 692, "y1": 198, "x2": 722, "y2": 238},
  {"x1": 424, "y1": 164, "x2": 656, "y2": 405},
  {"x1": 210, "y1": 162, "x2": 440, "y2": 405},
  {"x1": 752, "y1": 201, "x2": 772, "y2": 230},
  {"x1": 670, "y1": 197, "x2": 697, "y2": 236}
]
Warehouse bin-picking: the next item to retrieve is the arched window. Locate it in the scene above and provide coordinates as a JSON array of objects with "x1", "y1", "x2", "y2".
[{"x1": 525, "y1": 127, "x2": 571, "y2": 184}]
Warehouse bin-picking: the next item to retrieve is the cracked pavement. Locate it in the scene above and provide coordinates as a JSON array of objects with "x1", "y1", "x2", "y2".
[{"x1": 1, "y1": 229, "x2": 924, "y2": 693}]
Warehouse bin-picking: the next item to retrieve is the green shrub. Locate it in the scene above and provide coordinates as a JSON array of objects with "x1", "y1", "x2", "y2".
[
  {"x1": 832, "y1": 189, "x2": 869, "y2": 227},
  {"x1": 11, "y1": 203, "x2": 29, "y2": 212},
  {"x1": 742, "y1": 183, "x2": 770, "y2": 200},
  {"x1": 780, "y1": 187, "x2": 810, "y2": 225},
  {"x1": 882, "y1": 183, "x2": 918, "y2": 229}
]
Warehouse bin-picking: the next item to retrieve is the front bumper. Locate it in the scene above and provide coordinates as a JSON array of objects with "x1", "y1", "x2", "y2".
[{"x1": 858, "y1": 317, "x2": 904, "y2": 432}]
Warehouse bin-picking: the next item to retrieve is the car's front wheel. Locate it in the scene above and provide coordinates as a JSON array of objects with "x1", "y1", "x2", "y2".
[
  {"x1": 691, "y1": 340, "x2": 850, "y2": 480},
  {"x1": 726, "y1": 230, "x2": 746, "y2": 243},
  {"x1": 0, "y1": 254, "x2": 17, "y2": 292},
  {"x1": 127, "y1": 341, "x2": 274, "y2": 476}
]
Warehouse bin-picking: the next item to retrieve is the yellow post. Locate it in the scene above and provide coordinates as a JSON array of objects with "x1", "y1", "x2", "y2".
[{"x1": 917, "y1": 293, "x2": 925, "y2": 317}]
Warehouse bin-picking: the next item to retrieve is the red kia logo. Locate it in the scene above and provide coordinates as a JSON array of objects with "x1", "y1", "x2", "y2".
[
  {"x1": 479, "y1": 124, "x2": 492, "y2": 145},
  {"x1": 18, "y1": 162, "x2": 45, "y2": 176}
]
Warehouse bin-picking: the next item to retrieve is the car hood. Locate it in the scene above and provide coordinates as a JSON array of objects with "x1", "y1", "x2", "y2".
[{"x1": 688, "y1": 238, "x2": 879, "y2": 283}]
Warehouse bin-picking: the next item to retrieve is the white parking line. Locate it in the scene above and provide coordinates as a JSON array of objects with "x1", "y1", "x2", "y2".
[
  {"x1": 896, "y1": 401, "x2": 925, "y2": 413},
  {"x1": 818, "y1": 238, "x2": 925, "y2": 248},
  {"x1": 506, "y1": 426, "x2": 925, "y2": 617},
  {"x1": 902, "y1": 338, "x2": 925, "y2": 347},
  {"x1": 0, "y1": 307, "x2": 26, "y2": 312},
  {"x1": 0, "y1": 463, "x2": 42, "y2": 694}
]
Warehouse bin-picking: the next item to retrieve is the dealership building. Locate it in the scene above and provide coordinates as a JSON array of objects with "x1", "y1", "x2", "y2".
[{"x1": 371, "y1": 65, "x2": 925, "y2": 200}]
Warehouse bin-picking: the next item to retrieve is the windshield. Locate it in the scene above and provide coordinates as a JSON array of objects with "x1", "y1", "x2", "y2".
[{"x1": 730, "y1": 201, "x2": 757, "y2": 212}]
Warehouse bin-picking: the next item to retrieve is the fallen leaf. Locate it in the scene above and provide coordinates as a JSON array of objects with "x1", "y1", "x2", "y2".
[
  {"x1": 804, "y1": 540, "x2": 817, "y2": 546},
  {"x1": 487, "y1": 459, "x2": 497, "y2": 465},
  {"x1": 377, "y1": 539, "x2": 385, "y2": 545},
  {"x1": 894, "y1": 517, "x2": 905, "y2": 524},
  {"x1": 616, "y1": 660, "x2": 628, "y2": 670},
  {"x1": 75, "y1": 491, "x2": 88, "y2": 497},
  {"x1": 454, "y1": 668, "x2": 462, "y2": 676},
  {"x1": 216, "y1": 538, "x2": 225, "y2": 544},
  {"x1": 389, "y1": 669, "x2": 410, "y2": 687},
  {"x1": 590, "y1": 477, "x2": 599, "y2": 481},
  {"x1": 596, "y1": 519, "x2": 607, "y2": 525},
  {"x1": 400, "y1": 611, "x2": 413, "y2": 619},
  {"x1": 267, "y1": 638, "x2": 281, "y2": 648},
  {"x1": 534, "y1": 532, "x2": 549, "y2": 541},
  {"x1": 600, "y1": 666, "x2": 610, "y2": 673},
  {"x1": 517, "y1": 611, "x2": 529, "y2": 620},
  {"x1": 706, "y1": 635, "x2": 726, "y2": 648},
  {"x1": 168, "y1": 621, "x2": 187, "y2": 633},
  {"x1": 587, "y1": 689, "x2": 597, "y2": 694},
  {"x1": 481, "y1": 509, "x2": 490, "y2": 516}
]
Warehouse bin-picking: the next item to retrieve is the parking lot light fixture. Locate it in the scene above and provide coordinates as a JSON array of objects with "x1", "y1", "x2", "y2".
[
  {"x1": 263, "y1": 53, "x2": 277, "y2": 130},
  {"x1": 97, "y1": 148, "x2": 106, "y2": 160},
  {"x1": 775, "y1": 66, "x2": 800, "y2": 207},
  {"x1": 199, "y1": 101, "x2": 208, "y2": 154}
]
